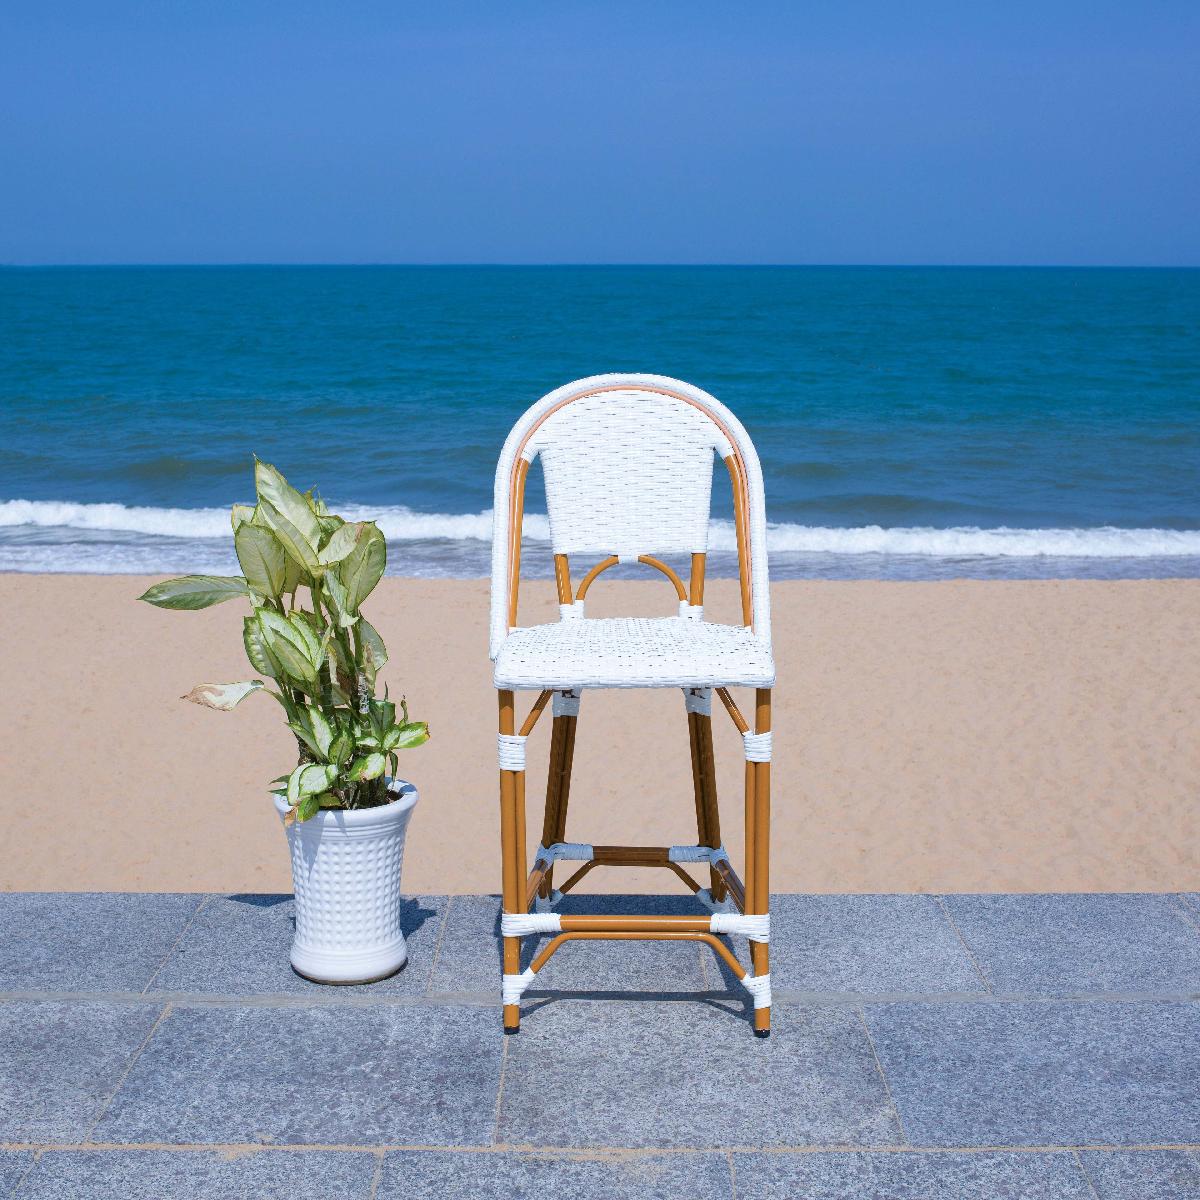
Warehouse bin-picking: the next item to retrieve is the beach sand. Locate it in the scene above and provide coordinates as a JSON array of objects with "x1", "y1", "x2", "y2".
[{"x1": 1, "y1": 574, "x2": 1196, "y2": 894}]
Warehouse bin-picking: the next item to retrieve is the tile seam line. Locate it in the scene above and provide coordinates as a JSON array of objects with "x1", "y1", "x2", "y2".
[
  {"x1": 9, "y1": 1148, "x2": 40, "y2": 1196},
  {"x1": 934, "y1": 894, "x2": 994, "y2": 993},
  {"x1": 366, "y1": 1149, "x2": 385, "y2": 1200},
  {"x1": 855, "y1": 1004, "x2": 909, "y2": 1147},
  {"x1": 726, "y1": 1148, "x2": 738, "y2": 1200},
  {"x1": 422, "y1": 895, "x2": 454, "y2": 998},
  {"x1": 3, "y1": 989, "x2": 1198, "y2": 1007},
  {"x1": 1072, "y1": 1148, "x2": 1102, "y2": 1200},
  {"x1": 139, "y1": 893, "x2": 213, "y2": 995},
  {"x1": 492, "y1": 1024, "x2": 510, "y2": 1147},
  {"x1": 17, "y1": 1141, "x2": 1199, "y2": 1155},
  {"x1": 79, "y1": 1000, "x2": 173, "y2": 1144}
]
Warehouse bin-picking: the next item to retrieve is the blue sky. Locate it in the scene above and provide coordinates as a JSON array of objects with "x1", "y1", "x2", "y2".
[{"x1": 2, "y1": 2, "x2": 1197, "y2": 265}]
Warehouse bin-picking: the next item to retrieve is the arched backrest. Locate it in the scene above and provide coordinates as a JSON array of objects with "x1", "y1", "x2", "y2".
[{"x1": 490, "y1": 374, "x2": 770, "y2": 658}]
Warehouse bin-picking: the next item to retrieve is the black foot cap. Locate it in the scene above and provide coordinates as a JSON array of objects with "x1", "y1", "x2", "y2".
[
  {"x1": 503, "y1": 1025, "x2": 520, "y2": 1035},
  {"x1": 754, "y1": 1029, "x2": 771, "y2": 1039}
]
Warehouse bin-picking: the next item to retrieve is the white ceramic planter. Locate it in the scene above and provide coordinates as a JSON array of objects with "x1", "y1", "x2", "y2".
[{"x1": 274, "y1": 779, "x2": 418, "y2": 984}]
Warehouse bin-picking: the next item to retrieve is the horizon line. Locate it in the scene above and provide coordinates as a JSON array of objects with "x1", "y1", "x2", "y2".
[{"x1": 2, "y1": 261, "x2": 1199, "y2": 271}]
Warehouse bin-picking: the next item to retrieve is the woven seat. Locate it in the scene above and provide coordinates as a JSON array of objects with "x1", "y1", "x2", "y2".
[
  {"x1": 494, "y1": 616, "x2": 775, "y2": 690},
  {"x1": 490, "y1": 374, "x2": 776, "y2": 1038}
]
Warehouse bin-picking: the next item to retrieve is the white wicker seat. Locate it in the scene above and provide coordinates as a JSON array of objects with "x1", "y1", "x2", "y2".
[
  {"x1": 490, "y1": 373, "x2": 776, "y2": 1038},
  {"x1": 494, "y1": 616, "x2": 775, "y2": 690}
]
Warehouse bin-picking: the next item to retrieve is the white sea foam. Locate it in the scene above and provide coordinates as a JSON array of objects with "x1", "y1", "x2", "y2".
[
  {"x1": 1, "y1": 499, "x2": 1198, "y2": 561},
  {"x1": 713, "y1": 520, "x2": 1200, "y2": 558}
]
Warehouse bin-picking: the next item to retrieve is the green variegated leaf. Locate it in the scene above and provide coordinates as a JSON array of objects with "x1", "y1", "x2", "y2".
[
  {"x1": 390, "y1": 721, "x2": 430, "y2": 749},
  {"x1": 286, "y1": 763, "x2": 306, "y2": 806},
  {"x1": 286, "y1": 612, "x2": 323, "y2": 664},
  {"x1": 258, "y1": 498, "x2": 320, "y2": 571},
  {"x1": 337, "y1": 523, "x2": 386, "y2": 612},
  {"x1": 288, "y1": 721, "x2": 325, "y2": 760},
  {"x1": 349, "y1": 752, "x2": 386, "y2": 781},
  {"x1": 359, "y1": 617, "x2": 388, "y2": 671},
  {"x1": 257, "y1": 610, "x2": 319, "y2": 685},
  {"x1": 322, "y1": 571, "x2": 358, "y2": 628},
  {"x1": 317, "y1": 521, "x2": 362, "y2": 566},
  {"x1": 138, "y1": 576, "x2": 249, "y2": 610},
  {"x1": 307, "y1": 706, "x2": 334, "y2": 757},
  {"x1": 328, "y1": 730, "x2": 354, "y2": 766},
  {"x1": 243, "y1": 615, "x2": 278, "y2": 678},
  {"x1": 298, "y1": 762, "x2": 337, "y2": 795},
  {"x1": 254, "y1": 463, "x2": 321, "y2": 570},
  {"x1": 234, "y1": 524, "x2": 288, "y2": 600},
  {"x1": 282, "y1": 552, "x2": 306, "y2": 596},
  {"x1": 181, "y1": 680, "x2": 265, "y2": 710},
  {"x1": 231, "y1": 504, "x2": 255, "y2": 530},
  {"x1": 296, "y1": 794, "x2": 320, "y2": 822},
  {"x1": 317, "y1": 792, "x2": 342, "y2": 808}
]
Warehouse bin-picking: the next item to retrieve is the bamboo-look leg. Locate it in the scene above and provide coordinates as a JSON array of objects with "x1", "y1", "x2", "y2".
[
  {"x1": 751, "y1": 688, "x2": 772, "y2": 1036},
  {"x1": 687, "y1": 709, "x2": 708, "y2": 869},
  {"x1": 538, "y1": 711, "x2": 578, "y2": 899},
  {"x1": 498, "y1": 689, "x2": 526, "y2": 1033},
  {"x1": 693, "y1": 713, "x2": 726, "y2": 902}
]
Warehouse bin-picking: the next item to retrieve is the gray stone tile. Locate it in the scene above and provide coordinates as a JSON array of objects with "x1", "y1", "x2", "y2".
[
  {"x1": 941, "y1": 894, "x2": 1200, "y2": 994},
  {"x1": 865, "y1": 999, "x2": 1200, "y2": 1147},
  {"x1": 1177, "y1": 894, "x2": 1200, "y2": 921},
  {"x1": 0, "y1": 1000, "x2": 163, "y2": 1143},
  {"x1": 706, "y1": 895, "x2": 984, "y2": 996},
  {"x1": 17, "y1": 1149, "x2": 378, "y2": 1199},
  {"x1": 0, "y1": 1151, "x2": 34, "y2": 1194},
  {"x1": 148, "y1": 894, "x2": 446, "y2": 996},
  {"x1": 378, "y1": 1149, "x2": 732, "y2": 1199},
  {"x1": 92, "y1": 1003, "x2": 501, "y2": 1146},
  {"x1": 429, "y1": 894, "x2": 708, "y2": 996},
  {"x1": 733, "y1": 1150, "x2": 1093, "y2": 1199},
  {"x1": 498, "y1": 1001, "x2": 901, "y2": 1148},
  {"x1": 0, "y1": 894, "x2": 204, "y2": 992},
  {"x1": 1079, "y1": 1150, "x2": 1200, "y2": 1199}
]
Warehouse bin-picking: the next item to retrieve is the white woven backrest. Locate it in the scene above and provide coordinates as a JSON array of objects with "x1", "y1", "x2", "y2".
[
  {"x1": 491, "y1": 374, "x2": 771, "y2": 658},
  {"x1": 527, "y1": 386, "x2": 728, "y2": 558}
]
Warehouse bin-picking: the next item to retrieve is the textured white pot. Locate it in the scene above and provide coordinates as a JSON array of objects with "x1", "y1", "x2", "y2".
[{"x1": 274, "y1": 779, "x2": 418, "y2": 984}]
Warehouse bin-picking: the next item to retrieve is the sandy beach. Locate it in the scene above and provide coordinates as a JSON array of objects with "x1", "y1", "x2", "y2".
[{"x1": 2, "y1": 573, "x2": 1196, "y2": 894}]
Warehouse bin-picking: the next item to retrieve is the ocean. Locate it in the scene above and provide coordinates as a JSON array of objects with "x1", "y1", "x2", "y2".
[{"x1": 1, "y1": 266, "x2": 1197, "y2": 580}]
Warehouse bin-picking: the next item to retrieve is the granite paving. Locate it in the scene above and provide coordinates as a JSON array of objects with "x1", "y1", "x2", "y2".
[
  {"x1": 2, "y1": 891, "x2": 1197, "y2": 1197},
  {"x1": 0, "y1": 894, "x2": 203, "y2": 993},
  {"x1": 865, "y1": 998, "x2": 1200, "y2": 1146},
  {"x1": 941, "y1": 893, "x2": 1200, "y2": 994},
  {"x1": 376, "y1": 1149, "x2": 733, "y2": 1199},
  {"x1": 147, "y1": 893, "x2": 447, "y2": 997},
  {"x1": 1078, "y1": 1149, "x2": 1200, "y2": 1199},
  {"x1": 12, "y1": 1149, "x2": 380, "y2": 1199},
  {"x1": 731, "y1": 1149, "x2": 1096, "y2": 1198}
]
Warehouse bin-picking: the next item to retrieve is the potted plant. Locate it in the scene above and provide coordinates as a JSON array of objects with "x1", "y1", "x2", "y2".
[{"x1": 139, "y1": 461, "x2": 429, "y2": 983}]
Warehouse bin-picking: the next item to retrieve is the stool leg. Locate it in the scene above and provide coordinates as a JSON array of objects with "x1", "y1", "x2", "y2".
[
  {"x1": 693, "y1": 712, "x2": 726, "y2": 902},
  {"x1": 751, "y1": 688, "x2": 772, "y2": 1036},
  {"x1": 498, "y1": 690, "x2": 524, "y2": 1033},
  {"x1": 688, "y1": 709, "x2": 708, "y2": 867},
  {"x1": 539, "y1": 712, "x2": 578, "y2": 899}
]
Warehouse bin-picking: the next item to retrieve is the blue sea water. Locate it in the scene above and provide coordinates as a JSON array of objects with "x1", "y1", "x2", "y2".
[{"x1": 1, "y1": 266, "x2": 1197, "y2": 579}]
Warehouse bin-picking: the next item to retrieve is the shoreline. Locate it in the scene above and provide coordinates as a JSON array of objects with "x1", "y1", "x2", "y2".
[{"x1": 2, "y1": 574, "x2": 1197, "y2": 894}]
